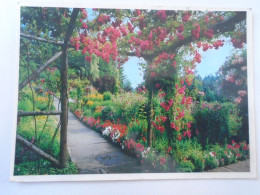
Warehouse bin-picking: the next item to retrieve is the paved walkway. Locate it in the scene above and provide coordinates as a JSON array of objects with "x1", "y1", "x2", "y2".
[
  {"x1": 54, "y1": 98, "x2": 146, "y2": 174},
  {"x1": 209, "y1": 159, "x2": 250, "y2": 172}
]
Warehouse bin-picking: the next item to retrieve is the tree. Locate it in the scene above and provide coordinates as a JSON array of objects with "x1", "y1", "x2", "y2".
[{"x1": 219, "y1": 50, "x2": 248, "y2": 142}]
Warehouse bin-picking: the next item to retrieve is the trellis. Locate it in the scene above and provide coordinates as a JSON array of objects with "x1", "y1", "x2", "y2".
[{"x1": 17, "y1": 9, "x2": 79, "y2": 168}]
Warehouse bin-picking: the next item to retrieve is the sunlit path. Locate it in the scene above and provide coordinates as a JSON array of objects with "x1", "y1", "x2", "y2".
[{"x1": 54, "y1": 98, "x2": 148, "y2": 174}]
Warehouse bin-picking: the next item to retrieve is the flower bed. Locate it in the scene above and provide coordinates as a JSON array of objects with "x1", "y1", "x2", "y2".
[{"x1": 70, "y1": 106, "x2": 249, "y2": 172}]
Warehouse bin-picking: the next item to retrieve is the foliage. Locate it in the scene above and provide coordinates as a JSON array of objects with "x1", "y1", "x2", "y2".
[
  {"x1": 14, "y1": 161, "x2": 78, "y2": 175},
  {"x1": 218, "y1": 50, "x2": 249, "y2": 142},
  {"x1": 127, "y1": 120, "x2": 147, "y2": 140},
  {"x1": 103, "y1": 91, "x2": 112, "y2": 101},
  {"x1": 193, "y1": 102, "x2": 242, "y2": 147}
]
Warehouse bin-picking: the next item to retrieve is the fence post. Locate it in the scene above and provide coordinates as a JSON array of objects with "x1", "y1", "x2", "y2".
[{"x1": 59, "y1": 8, "x2": 80, "y2": 168}]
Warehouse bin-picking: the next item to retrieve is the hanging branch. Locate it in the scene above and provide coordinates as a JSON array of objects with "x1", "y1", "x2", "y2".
[
  {"x1": 18, "y1": 111, "x2": 62, "y2": 117},
  {"x1": 21, "y1": 33, "x2": 64, "y2": 46},
  {"x1": 19, "y1": 51, "x2": 62, "y2": 91},
  {"x1": 38, "y1": 95, "x2": 55, "y2": 146},
  {"x1": 49, "y1": 120, "x2": 61, "y2": 152},
  {"x1": 16, "y1": 134, "x2": 60, "y2": 167},
  {"x1": 59, "y1": 8, "x2": 80, "y2": 168}
]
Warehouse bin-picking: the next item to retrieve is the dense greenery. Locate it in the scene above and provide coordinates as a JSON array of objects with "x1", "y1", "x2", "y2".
[{"x1": 15, "y1": 86, "x2": 78, "y2": 175}]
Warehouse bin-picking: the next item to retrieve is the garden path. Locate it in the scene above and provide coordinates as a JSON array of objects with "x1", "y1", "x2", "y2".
[
  {"x1": 209, "y1": 159, "x2": 250, "y2": 172},
  {"x1": 53, "y1": 97, "x2": 250, "y2": 174},
  {"x1": 53, "y1": 98, "x2": 147, "y2": 174}
]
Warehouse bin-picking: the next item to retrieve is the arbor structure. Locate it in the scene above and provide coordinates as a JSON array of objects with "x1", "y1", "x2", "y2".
[{"x1": 18, "y1": 8, "x2": 79, "y2": 168}]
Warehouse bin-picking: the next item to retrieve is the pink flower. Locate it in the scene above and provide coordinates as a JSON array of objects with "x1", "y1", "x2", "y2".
[
  {"x1": 238, "y1": 90, "x2": 247, "y2": 97},
  {"x1": 186, "y1": 122, "x2": 191, "y2": 129},
  {"x1": 198, "y1": 91, "x2": 205, "y2": 96},
  {"x1": 178, "y1": 86, "x2": 186, "y2": 94},
  {"x1": 241, "y1": 66, "x2": 247, "y2": 71},
  {"x1": 234, "y1": 97, "x2": 242, "y2": 104}
]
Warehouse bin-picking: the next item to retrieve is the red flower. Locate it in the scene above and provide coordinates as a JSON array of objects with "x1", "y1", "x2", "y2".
[
  {"x1": 204, "y1": 29, "x2": 214, "y2": 39},
  {"x1": 155, "y1": 83, "x2": 160, "y2": 89},
  {"x1": 156, "y1": 10, "x2": 167, "y2": 22},
  {"x1": 178, "y1": 33, "x2": 184, "y2": 40},
  {"x1": 186, "y1": 122, "x2": 191, "y2": 129},
  {"x1": 170, "y1": 61, "x2": 176, "y2": 68},
  {"x1": 160, "y1": 99, "x2": 173, "y2": 112},
  {"x1": 182, "y1": 12, "x2": 192, "y2": 22},
  {"x1": 177, "y1": 24, "x2": 184, "y2": 33},
  {"x1": 176, "y1": 110, "x2": 185, "y2": 120},
  {"x1": 177, "y1": 134, "x2": 182, "y2": 141},
  {"x1": 191, "y1": 23, "x2": 200, "y2": 40},
  {"x1": 127, "y1": 22, "x2": 134, "y2": 33},
  {"x1": 235, "y1": 144, "x2": 240, "y2": 148},
  {"x1": 81, "y1": 22, "x2": 88, "y2": 29},
  {"x1": 85, "y1": 55, "x2": 92, "y2": 63},
  {"x1": 178, "y1": 86, "x2": 186, "y2": 94},
  {"x1": 159, "y1": 116, "x2": 167, "y2": 122}
]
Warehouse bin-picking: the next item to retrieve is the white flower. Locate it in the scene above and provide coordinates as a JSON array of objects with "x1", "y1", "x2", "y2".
[
  {"x1": 111, "y1": 130, "x2": 121, "y2": 142},
  {"x1": 102, "y1": 126, "x2": 112, "y2": 136}
]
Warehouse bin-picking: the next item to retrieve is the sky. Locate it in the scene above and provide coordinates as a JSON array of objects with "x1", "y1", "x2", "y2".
[{"x1": 123, "y1": 41, "x2": 234, "y2": 89}]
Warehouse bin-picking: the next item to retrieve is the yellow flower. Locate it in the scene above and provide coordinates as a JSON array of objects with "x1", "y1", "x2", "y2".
[
  {"x1": 96, "y1": 94, "x2": 103, "y2": 100},
  {"x1": 86, "y1": 100, "x2": 94, "y2": 107}
]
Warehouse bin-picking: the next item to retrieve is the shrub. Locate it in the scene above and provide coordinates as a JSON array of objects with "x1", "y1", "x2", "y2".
[
  {"x1": 14, "y1": 161, "x2": 77, "y2": 175},
  {"x1": 100, "y1": 105, "x2": 113, "y2": 121},
  {"x1": 18, "y1": 99, "x2": 33, "y2": 111},
  {"x1": 204, "y1": 154, "x2": 219, "y2": 170},
  {"x1": 190, "y1": 151, "x2": 205, "y2": 172},
  {"x1": 83, "y1": 108, "x2": 92, "y2": 117},
  {"x1": 154, "y1": 136, "x2": 168, "y2": 152},
  {"x1": 103, "y1": 91, "x2": 112, "y2": 101},
  {"x1": 93, "y1": 112, "x2": 102, "y2": 119},
  {"x1": 174, "y1": 139, "x2": 206, "y2": 172},
  {"x1": 127, "y1": 120, "x2": 147, "y2": 140},
  {"x1": 193, "y1": 102, "x2": 242, "y2": 147},
  {"x1": 35, "y1": 96, "x2": 49, "y2": 111},
  {"x1": 111, "y1": 92, "x2": 147, "y2": 124},
  {"x1": 177, "y1": 160, "x2": 195, "y2": 172}
]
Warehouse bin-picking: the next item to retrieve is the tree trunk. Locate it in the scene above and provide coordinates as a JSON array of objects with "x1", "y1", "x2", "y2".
[
  {"x1": 59, "y1": 8, "x2": 80, "y2": 168},
  {"x1": 16, "y1": 134, "x2": 60, "y2": 167}
]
